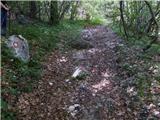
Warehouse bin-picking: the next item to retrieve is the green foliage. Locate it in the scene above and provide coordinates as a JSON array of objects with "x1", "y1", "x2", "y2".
[
  {"x1": 115, "y1": 30, "x2": 160, "y2": 98},
  {"x1": 1, "y1": 98, "x2": 16, "y2": 120},
  {"x1": 89, "y1": 18, "x2": 103, "y2": 25},
  {"x1": 136, "y1": 73, "x2": 150, "y2": 97},
  {"x1": 1, "y1": 99, "x2": 8, "y2": 110}
]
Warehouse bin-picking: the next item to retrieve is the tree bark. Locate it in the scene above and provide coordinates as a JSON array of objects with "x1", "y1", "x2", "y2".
[
  {"x1": 146, "y1": 2, "x2": 160, "y2": 33},
  {"x1": 50, "y1": 1, "x2": 59, "y2": 25},
  {"x1": 70, "y1": 1, "x2": 79, "y2": 20},
  {"x1": 30, "y1": 1, "x2": 37, "y2": 19},
  {"x1": 59, "y1": 1, "x2": 71, "y2": 20},
  {"x1": 143, "y1": 1, "x2": 159, "y2": 51},
  {"x1": 119, "y1": 1, "x2": 128, "y2": 39}
]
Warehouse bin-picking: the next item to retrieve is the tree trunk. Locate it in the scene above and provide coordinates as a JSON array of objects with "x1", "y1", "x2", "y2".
[
  {"x1": 146, "y1": 2, "x2": 160, "y2": 33},
  {"x1": 38, "y1": 2, "x2": 41, "y2": 21},
  {"x1": 143, "y1": 1, "x2": 159, "y2": 51},
  {"x1": 30, "y1": 1, "x2": 37, "y2": 19},
  {"x1": 119, "y1": 1, "x2": 128, "y2": 39},
  {"x1": 50, "y1": 1, "x2": 59, "y2": 25},
  {"x1": 59, "y1": 2, "x2": 71, "y2": 20},
  {"x1": 70, "y1": 1, "x2": 79, "y2": 20}
]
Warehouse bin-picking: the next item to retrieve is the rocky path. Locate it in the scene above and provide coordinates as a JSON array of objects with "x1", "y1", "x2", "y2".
[{"x1": 16, "y1": 26, "x2": 142, "y2": 120}]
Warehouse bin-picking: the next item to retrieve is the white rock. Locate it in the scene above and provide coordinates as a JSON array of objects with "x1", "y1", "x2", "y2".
[
  {"x1": 149, "y1": 66, "x2": 153, "y2": 71},
  {"x1": 13, "y1": 75, "x2": 16, "y2": 78},
  {"x1": 10, "y1": 59, "x2": 14, "y2": 62},
  {"x1": 153, "y1": 69, "x2": 158, "y2": 74},
  {"x1": 119, "y1": 44, "x2": 124, "y2": 47},
  {"x1": 68, "y1": 106, "x2": 75, "y2": 112},
  {"x1": 132, "y1": 91, "x2": 137, "y2": 96},
  {"x1": 74, "y1": 104, "x2": 80, "y2": 107},
  {"x1": 72, "y1": 67, "x2": 82, "y2": 78},
  {"x1": 65, "y1": 79, "x2": 70, "y2": 82},
  {"x1": 88, "y1": 48, "x2": 101, "y2": 54},
  {"x1": 127, "y1": 87, "x2": 134, "y2": 93},
  {"x1": 155, "y1": 65, "x2": 159, "y2": 68},
  {"x1": 71, "y1": 112, "x2": 76, "y2": 117},
  {"x1": 49, "y1": 82, "x2": 53, "y2": 86}
]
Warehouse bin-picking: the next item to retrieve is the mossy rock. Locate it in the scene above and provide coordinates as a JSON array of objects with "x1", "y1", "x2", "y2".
[{"x1": 70, "y1": 39, "x2": 94, "y2": 50}]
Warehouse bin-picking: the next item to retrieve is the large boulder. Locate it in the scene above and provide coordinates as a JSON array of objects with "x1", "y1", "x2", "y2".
[{"x1": 6, "y1": 35, "x2": 30, "y2": 62}]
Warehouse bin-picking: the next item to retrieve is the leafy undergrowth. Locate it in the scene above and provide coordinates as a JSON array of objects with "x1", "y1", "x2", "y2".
[
  {"x1": 1, "y1": 20, "x2": 101, "y2": 120},
  {"x1": 114, "y1": 27, "x2": 160, "y2": 119}
]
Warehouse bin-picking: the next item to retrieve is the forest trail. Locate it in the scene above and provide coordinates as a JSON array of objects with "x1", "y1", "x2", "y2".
[{"x1": 16, "y1": 26, "x2": 142, "y2": 120}]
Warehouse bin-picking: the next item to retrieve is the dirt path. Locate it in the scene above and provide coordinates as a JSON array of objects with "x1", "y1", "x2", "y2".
[{"x1": 16, "y1": 26, "x2": 142, "y2": 120}]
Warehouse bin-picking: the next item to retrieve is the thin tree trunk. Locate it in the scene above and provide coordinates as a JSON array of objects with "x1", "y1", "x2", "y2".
[
  {"x1": 44, "y1": 1, "x2": 50, "y2": 21},
  {"x1": 143, "y1": 1, "x2": 159, "y2": 51},
  {"x1": 146, "y1": 3, "x2": 160, "y2": 33},
  {"x1": 38, "y1": 2, "x2": 41, "y2": 21},
  {"x1": 59, "y1": 2, "x2": 71, "y2": 20},
  {"x1": 119, "y1": 1, "x2": 128, "y2": 39},
  {"x1": 70, "y1": 1, "x2": 79, "y2": 20},
  {"x1": 59, "y1": 1, "x2": 65, "y2": 16},
  {"x1": 30, "y1": 1, "x2": 37, "y2": 19}
]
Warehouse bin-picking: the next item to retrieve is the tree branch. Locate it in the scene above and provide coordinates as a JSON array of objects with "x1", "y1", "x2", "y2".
[{"x1": 143, "y1": 1, "x2": 159, "y2": 51}]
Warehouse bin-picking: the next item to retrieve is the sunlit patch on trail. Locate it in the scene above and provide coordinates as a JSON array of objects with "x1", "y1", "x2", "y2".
[
  {"x1": 101, "y1": 69, "x2": 111, "y2": 78},
  {"x1": 88, "y1": 48, "x2": 102, "y2": 54},
  {"x1": 57, "y1": 56, "x2": 67, "y2": 63},
  {"x1": 92, "y1": 79, "x2": 110, "y2": 90},
  {"x1": 89, "y1": 68, "x2": 114, "y2": 95},
  {"x1": 90, "y1": 78, "x2": 113, "y2": 95}
]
